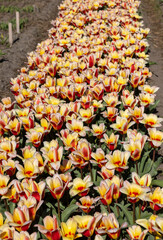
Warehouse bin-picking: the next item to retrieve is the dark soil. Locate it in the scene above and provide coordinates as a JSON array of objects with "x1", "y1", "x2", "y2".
[
  {"x1": 0, "y1": 0, "x2": 62, "y2": 98},
  {"x1": 141, "y1": 0, "x2": 163, "y2": 178}
]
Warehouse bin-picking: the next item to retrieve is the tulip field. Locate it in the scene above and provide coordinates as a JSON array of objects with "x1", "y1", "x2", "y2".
[{"x1": 0, "y1": 0, "x2": 163, "y2": 239}]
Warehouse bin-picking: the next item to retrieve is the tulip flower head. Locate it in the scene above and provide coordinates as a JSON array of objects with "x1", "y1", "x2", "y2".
[
  {"x1": 127, "y1": 225, "x2": 148, "y2": 240},
  {"x1": 36, "y1": 215, "x2": 61, "y2": 240},
  {"x1": 106, "y1": 150, "x2": 130, "y2": 172},
  {"x1": 120, "y1": 180, "x2": 149, "y2": 203},
  {"x1": 69, "y1": 175, "x2": 93, "y2": 197}
]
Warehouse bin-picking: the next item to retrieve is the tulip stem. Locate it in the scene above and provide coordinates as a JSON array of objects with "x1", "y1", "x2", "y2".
[
  {"x1": 133, "y1": 202, "x2": 136, "y2": 223},
  {"x1": 137, "y1": 122, "x2": 139, "y2": 130},
  {"x1": 136, "y1": 161, "x2": 138, "y2": 174},
  {"x1": 116, "y1": 199, "x2": 120, "y2": 217},
  {"x1": 4, "y1": 199, "x2": 9, "y2": 212},
  {"x1": 122, "y1": 134, "x2": 125, "y2": 141},
  {"x1": 152, "y1": 148, "x2": 156, "y2": 162},
  {"x1": 57, "y1": 199, "x2": 61, "y2": 220},
  {"x1": 88, "y1": 161, "x2": 93, "y2": 181},
  {"x1": 139, "y1": 203, "x2": 141, "y2": 218},
  {"x1": 107, "y1": 204, "x2": 111, "y2": 213},
  {"x1": 80, "y1": 168, "x2": 83, "y2": 179}
]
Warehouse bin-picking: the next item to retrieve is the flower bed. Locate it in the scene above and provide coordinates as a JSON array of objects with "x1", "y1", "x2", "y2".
[{"x1": 0, "y1": 0, "x2": 163, "y2": 239}]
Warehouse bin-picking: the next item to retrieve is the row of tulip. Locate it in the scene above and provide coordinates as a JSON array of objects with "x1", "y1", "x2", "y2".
[{"x1": 0, "y1": 0, "x2": 163, "y2": 239}]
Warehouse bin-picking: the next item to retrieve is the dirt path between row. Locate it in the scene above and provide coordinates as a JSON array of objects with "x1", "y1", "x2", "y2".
[
  {"x1": 0, "y1": 0, "x2": 62, "y2": 98},
  {"x1": 141, "y1": 0, "x2": 163, "y2": 177}
]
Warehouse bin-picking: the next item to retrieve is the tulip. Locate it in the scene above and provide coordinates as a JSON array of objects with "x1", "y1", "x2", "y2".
[
  {"x1": 26, "y1": 130, "x2": 43, "y2": 148},
  {"x1": 139, "y1": 93, "x2": 155, "y2": 107},
  {"x1": 102, "y1": 107, "x2": 118, "y2": 122},
  {"x1": 120, "y1": 109, "x2": 131, "y2": 122},
  {"x1": 136, "y1": 215, "x2": 158, "y2": 236},
  {"x1": 43, "y1": 146, "x2": 63, "y2": 171},
  {"x1": 153, "y1": 216, "x2": 163, "y2": 237},
  {"x1": 17, "y1": 179, "x2": 45, "y2": 202},
  {"x1": 111, "y1": 175, "x2": 123, "y2": 200},
  {"x1": 69, "y1": 175, "x2": 93, "y2": 197},
  {"x1": 40, "y1": 118, "x2": 52, "y2": 134},
  {"x1": 110, "y1": 116, "x2": 135, "y2": 135},
  {"x1": 148, "y1": 128, "x2": 163, "y2": 148},
  {"x1": 74, "y1": 139, "x2": 91, "y2": 161},
  {"x1": 103, "y1": 93, "x2": 120, "y2": 107},
  {"x1": 0, "y1": 225, "x2": 14, "y2": 240},
  {"x1": 106, "y1": 150, "x2": 130, "y2": 172},
  {"x1": 60, "y1": 130, "x2": 78, "y2": 151},
  {"x1": 0, "y1": 174, "x2": 10, "y2": 195},
  {"x1": 95, "y1": 179, "x2": 114, "y2": 206},
  {"x1": 139, "y1": 84, "x2": 159, "y2": 94},
  {"x1": 127, "y1": 225, "x2": 148, "y2": 240},
  {"x1": 5, "y1": 206, "x2": 32, "y2": 232},
  {"x1": 1, "y1": 97, "x2": 14, "y2": 110},
  {"x1": 35, "y1": 215, "x2": 61, "y2": 240},
  {"x1": 132, "y1": 172, "x2": 151, "y2": 187},
  {"x1": 2, "y1": 159, "x2": 18, "y2": 176},
  {"x1": 101, "y1": 133, "x2": 119, "y2": 151},
  {"x1": 140, "y1": 114, "x2": 163, "y2": 128},
  {"x1": 121, "y1": 93, "x2": 138, "y2": 109},
  {"x1": 120, "y1": 181, "x2": 149, "y2": 203},
  {"x1": 123, "y1": 139, "x2": 146, "y2": 161},
  {"x1": 0, "y1": 140, "x2": 17, "y2": 159},
  {"x1": 91, "y1": 148, "x2": 107, "y2": 167},
  {"x1": 16, "y1": 159, "x2": 39, "y2": 179},
  {"x1": 18, "y1": 195, "x2": 42, "y2": 221},
  {"x1": 2, "y1": 185, "x2": 19, "y2": 203},
  {"x1": 98, "y1": 166, "x2": 115, "y2": 180},
  {"x1": 76, "y1": 196, "x2": 96, "y2": 213},
  {"x1": 20, "y1": 115, "x2": 34, "y2": 131},
  {"x1": 49, "y1": 113, "x2": 64, "y2": 131},
  {"x1": 91, "y1": 123, "x2": 105, "y2": 139},
  {"x1": 91, "y1": 84, "x2": 104, "y2": 100},
  {"x1": 66, "y1": 119, "x2": 89, "y2": 136},
  {"x1": 146, "y1": 187, "x2": 163, "y2": 211},
  {"x1": 128, "y1": 106, "x2": 144, "y2": 124},
  {"x1": 102, "y1": 213, "x2": 127, "y2": 239},
  {"x1": 5, "y1": 118, "x2": 21, "y2": 136},
  {"x1": 61, "y1": 218, "x2": 81, "y2": 240},
  {"x1": 46, "y1": 174, "x2": 67, "y2": 200},
  {"x1": 14, "y1": 231, "x2": 37, "y2": 240},
  {"x1": 69, "y1": 152, "x2": 88, "y2": 170},
  {"x1": 41, "y1": 139, "x2": 59, "y2": 153},
  {"x1": 79, "y1": 107, "x2": 95, "y2": 124},
  {"x1": 73, "y1": 215, "x2": 101, "y2": 238}
]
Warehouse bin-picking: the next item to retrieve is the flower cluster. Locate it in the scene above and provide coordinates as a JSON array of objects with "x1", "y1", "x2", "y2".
[{"x1": 0, "y1": 0, "x2": 162, "y2": 239}]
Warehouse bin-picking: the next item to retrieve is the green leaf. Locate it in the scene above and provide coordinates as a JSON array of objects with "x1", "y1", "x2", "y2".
[
  {"x1": 100, "y1": 205, "x2": 108, "y2": 214},
  {"x1": 61, "y1": 204, "x2": 78, "y2": 222},
  {"x1": 139, "y1": 150, "x2": 152, "y2": 175},
  {"x1": 141, "y1": 158, "x2": 153, "y2": 176},
  {"x1": 116, "y1": 203, "x2": 133, "y2": 225},
  {"x1": 149, "y1": 100, "x2": 160, "y2": 112},
  {"x1": 9, "y1": 202, "x2": 15, "y2": 214},
  {"x1": 152, "y1": 180, "x2": 163, "y2": 187}
]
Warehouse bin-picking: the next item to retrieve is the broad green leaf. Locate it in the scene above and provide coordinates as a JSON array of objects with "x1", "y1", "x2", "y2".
[
  {"x1": 152, "y1": 180, "x2": 163, "y2": 187},
  {"x1": 100, "y1": 205, "x2": 108, "y2": 214},
  {"x1": 149, "y1": 100, "x2": 160, "y2": 112},
  {"x1": 116, "y1": 203, "x2": 133, "y2": 225},
  {"x1": 61, "y1": 204, "x2": 78, "y2": 222},
  {"x1": 139, "y1": 151, "x2": 152, "y2": 175}
]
